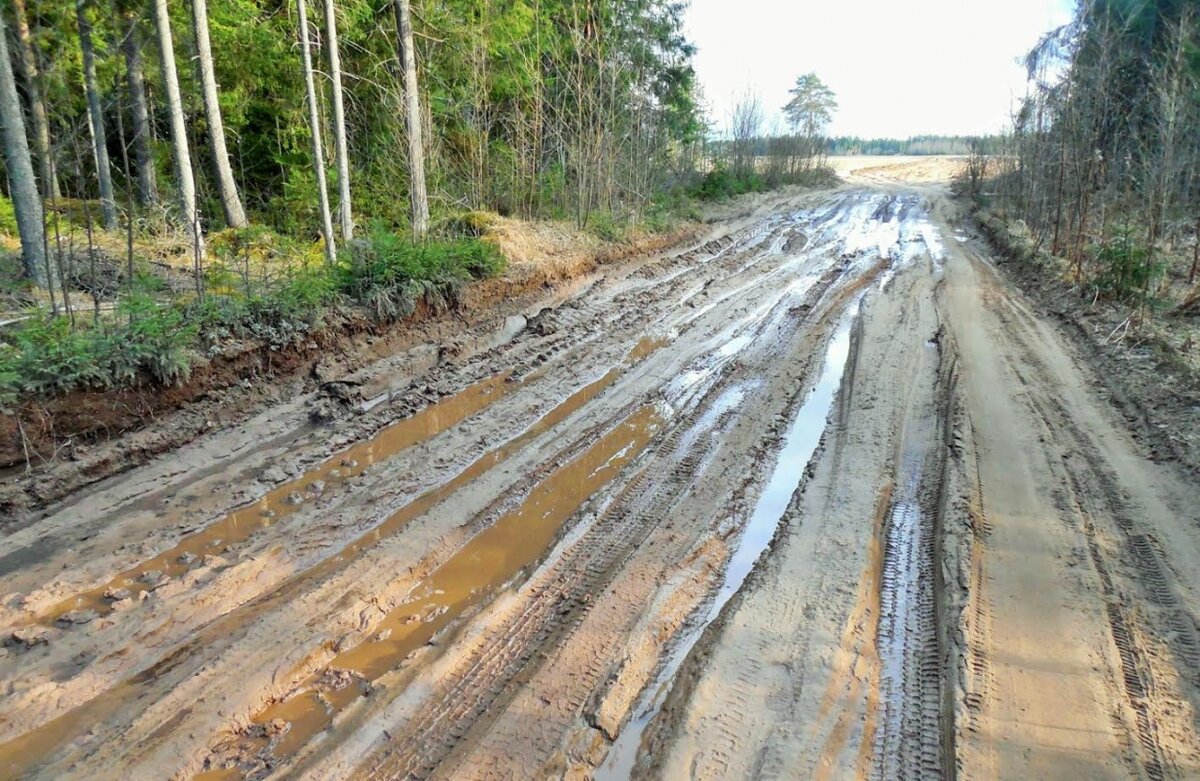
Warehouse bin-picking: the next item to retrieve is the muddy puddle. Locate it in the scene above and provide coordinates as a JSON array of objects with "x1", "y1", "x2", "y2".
[
  {"x1": 0, "y1": 339, "x2": 670, "y2": 781},
  {"x1": 38, "y1": 372, "x2": 515, "y2": 626},
  {"x1": 597, "y1": 301, "x2": 861, "y2": 780},
  {"x1": 36, "y1": 334, "x2": 676, "y2": 629},
  {"x1": 210, "y1": 404, "x2": 665, "y2": 776}
]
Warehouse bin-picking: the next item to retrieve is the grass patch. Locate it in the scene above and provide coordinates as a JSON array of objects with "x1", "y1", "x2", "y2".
[{"x1": 0, "y1": 229, "x2": 504, "y2": 408}]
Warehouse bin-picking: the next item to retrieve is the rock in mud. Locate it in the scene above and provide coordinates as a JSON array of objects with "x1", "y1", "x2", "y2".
[
  {"x1": 57, "y1": 609, "x2": 99, "y2": 626},
  {"x1": 5, "y1": 626, "x2": 50, "y2": 648},
  {"x1": 260, "y1": 466, "x2": 288, "y2": 484},
  {"x1": 285, "y1": 492, "x2": 305, "y2": 506},
  {"x1": 527, "y1": 307, "x2": 559, "y2": 336},
  {"x1": 140, "y1": 570, "x2": 169, "y2": 589},
  {"x1": 319, "y1": 668, "x2": 358, "y2": 691},
  {"x1": 103, "y1": 587, "x2": 132, "y2": 601},
  {"x1": 309, "y1": 399, "x2": 343, "y2": 424}
]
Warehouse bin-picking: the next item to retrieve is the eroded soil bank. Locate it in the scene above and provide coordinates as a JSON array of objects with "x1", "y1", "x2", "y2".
[{"x1": 2, "y1": 175, "x2": 1198, "y2": 781}]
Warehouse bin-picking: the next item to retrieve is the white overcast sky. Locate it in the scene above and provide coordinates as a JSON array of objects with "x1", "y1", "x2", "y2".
[{"x1": 684, "y1": 0, "x2": 1077, "y2": 138}]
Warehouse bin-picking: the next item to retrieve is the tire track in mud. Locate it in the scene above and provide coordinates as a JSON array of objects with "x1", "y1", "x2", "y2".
[
  {"x1": 948, "y1": 251, "x2": 1200, "y2": 779},
  {"x1": 597, "y1": 298, "x2": 865, "y2": 781},
  {"x1": 871, "y1": 332, "x2": 949, "y2": 781},
  {"x1": 213, "y1": 403, "x2": 669, "y2": 776},
  {"x1": 34, "y1": 372, "x2": 518, "y2": 627},
  {"x1": 588, "y1": 197, "x2": 943, "y2": 781},
  {"x1": 1028, "y1": 396, "x2": 1184, "y2": 781},
  {"x1": 354, "y1": 401, "x2": 727, "y2": 781},
  {"x1": 206, "y1": 206, "x2": 884, "y2": 780},
  {"x1": 0, "y1": 191, "x2": 918, "y2": 781},
  {"x1": 356, "y1": 268, "x2": 876, "y2": 781}
]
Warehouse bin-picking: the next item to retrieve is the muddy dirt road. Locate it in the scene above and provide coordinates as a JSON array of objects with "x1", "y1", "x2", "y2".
[{"x1": 2, "y1": 177, "x2": 1199, "y2": 780}]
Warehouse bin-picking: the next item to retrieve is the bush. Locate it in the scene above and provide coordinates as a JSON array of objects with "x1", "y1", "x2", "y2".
[
  {"x1": 0, "y1": 301, "x2": 197, "y2": 401},
  {"x1": 588, "y1": 211, "x2": 627, "y2": 242},
  {"x1": 337, "y1": 228, "x2": 504, "y2": 321},
  {"x1": 1090, "y1": 227, "x2": 1164, "y2": 304},
  {"x1": 691, "y1": 167, "x2": 767, "y2": 201},
  {"x1": 0, "y1": 228, "x2": 506, "y2": 404}
]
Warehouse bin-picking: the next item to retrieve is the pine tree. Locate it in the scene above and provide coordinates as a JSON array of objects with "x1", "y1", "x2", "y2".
[{"x1": 0, "y1": 4, "x2": 51, "y2": 287}]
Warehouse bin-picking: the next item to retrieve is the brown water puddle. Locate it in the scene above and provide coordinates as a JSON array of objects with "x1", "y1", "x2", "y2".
[
  {"x1": 0, "y1": 338, "x2": 668, "y2": 781},
  {"x1": 38, "y1": 373, "x2": 515, "y2": 626},
  {"x1": 220, "y1": 404, "x2": 663, "y2": 773}
]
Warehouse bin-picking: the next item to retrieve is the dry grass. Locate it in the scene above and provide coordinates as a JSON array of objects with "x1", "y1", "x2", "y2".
[{"x1": 483, "y1": 215, "x2": 606, "y2": 287}]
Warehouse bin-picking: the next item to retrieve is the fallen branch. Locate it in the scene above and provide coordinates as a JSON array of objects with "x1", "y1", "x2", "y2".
[{"x1": 1103, "y1": 314, "x2": 1132, "y2": 344}]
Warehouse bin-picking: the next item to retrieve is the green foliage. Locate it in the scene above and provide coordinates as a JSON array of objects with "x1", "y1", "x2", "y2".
[
  {"x1": 784, "y1": 73, "x2": 837, "y2": 136},
  {"x1": 336, "y1": 228, "x2": 504, "y2": 322},
  {"x1": 0, "y1": 197, "x2": 19, "y2": 236},
  {"x1": 21, "y1": 0, "x2": 704, "y2": 233},
  {"x1": 587, "y1": 211, "x2": 629, "y2": 242},
  {"x1": 1090, "y1": 227, "x2": 1166, "y2": 304},
  {"x1": 691, "y1": 167, "x2": 767, "y2": 201},
  {"x1": 0, "y1": 301, "x2": 196, "y2": 401}
]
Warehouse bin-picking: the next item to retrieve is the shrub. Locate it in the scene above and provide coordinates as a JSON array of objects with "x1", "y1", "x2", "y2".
[
  {"x1": 588, "y1": 211, "x2": 627, "y2": 242},
  {"x1": 337, "y1": 228, "x2": 504, "y2": 321},
  {"x1": 1090, "y1": 227, "x2": 1164, "y2": 304},
  {"x1": 0, "y1": 228, "x2": 506, "y2": 403},
  {"x1": 691, "y1": 167, "x2": 768, "y2": 201}
]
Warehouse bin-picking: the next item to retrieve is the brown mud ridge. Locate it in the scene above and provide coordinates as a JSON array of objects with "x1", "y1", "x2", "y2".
[{"x1": 2, "y1": 184, "x2": 1199, "y2": 781}]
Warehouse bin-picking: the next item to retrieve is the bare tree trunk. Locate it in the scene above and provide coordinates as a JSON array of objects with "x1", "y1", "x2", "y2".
[
  {"x1": 296, "y1": 0, "x2": 336, "y2": 264},
  {"x1": 323, "y1": 0, "x2": 352, "y2": 241},
  {"x1": 393, "y1": 0, "x2": 429, "y2": 236},
  {"x1": 76, "y1": 0, "x2": 118, "y2": 230},
  {"x1": 119, "y1": 5, "x2": 157, "y2": 207},
  {"x1": 190, "y1": 0, "x2": 246, "y2": 228},
  {"x1": 114, "y1": 82, "x2": 136, "y2": 305},
  {"x1": 10, "y1": 0, "x2": 59, "y2": 199},
  {"x1": 152, "y1": 0, "x2": 201, "y2": 249},
  {"x1": 0, "y1": 6, "x2": 50, "y2": 287}
]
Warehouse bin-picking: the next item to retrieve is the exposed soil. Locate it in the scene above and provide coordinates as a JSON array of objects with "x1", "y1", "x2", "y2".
[
  {"x1": 972, "y1": 209, "x2": 1200, "y2": 477},
  {"x1": 1, "y1": 169, "x2": 1197, "y2": 781},
  {"x1": 0, "y1": 221, "x2": 701, "y2": 521}
]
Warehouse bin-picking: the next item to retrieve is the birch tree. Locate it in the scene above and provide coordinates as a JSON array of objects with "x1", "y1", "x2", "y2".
[
  {"x1": 10, "y1": 0, "x2": 59, "y2": 199},
  {"x1": 296, "y1": 0, "x2": 336, "y2": 264},
  {"x1": 152, "y1": 0, "x2": 202, "y2": 248},
  {"x1": 393, "y1": 0, "x2": 429, "y2": 236},
  {"x1": 0, "y1": 5, "x2": 50, "y2": 287},
  {"x1": 324, "y1": 0, "x2": 353, "y2": 241},
  {"x1": 76, "y1": 0, "x2": 118, "y2": 230},
  {"x1": 191, "y1": 0, "x2": 247, "y2": 228}
]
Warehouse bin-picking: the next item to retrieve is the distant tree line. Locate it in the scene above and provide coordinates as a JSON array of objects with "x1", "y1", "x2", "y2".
[{"x1": 825, "y1": 135, "x2": 1006, "y2": 156}]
